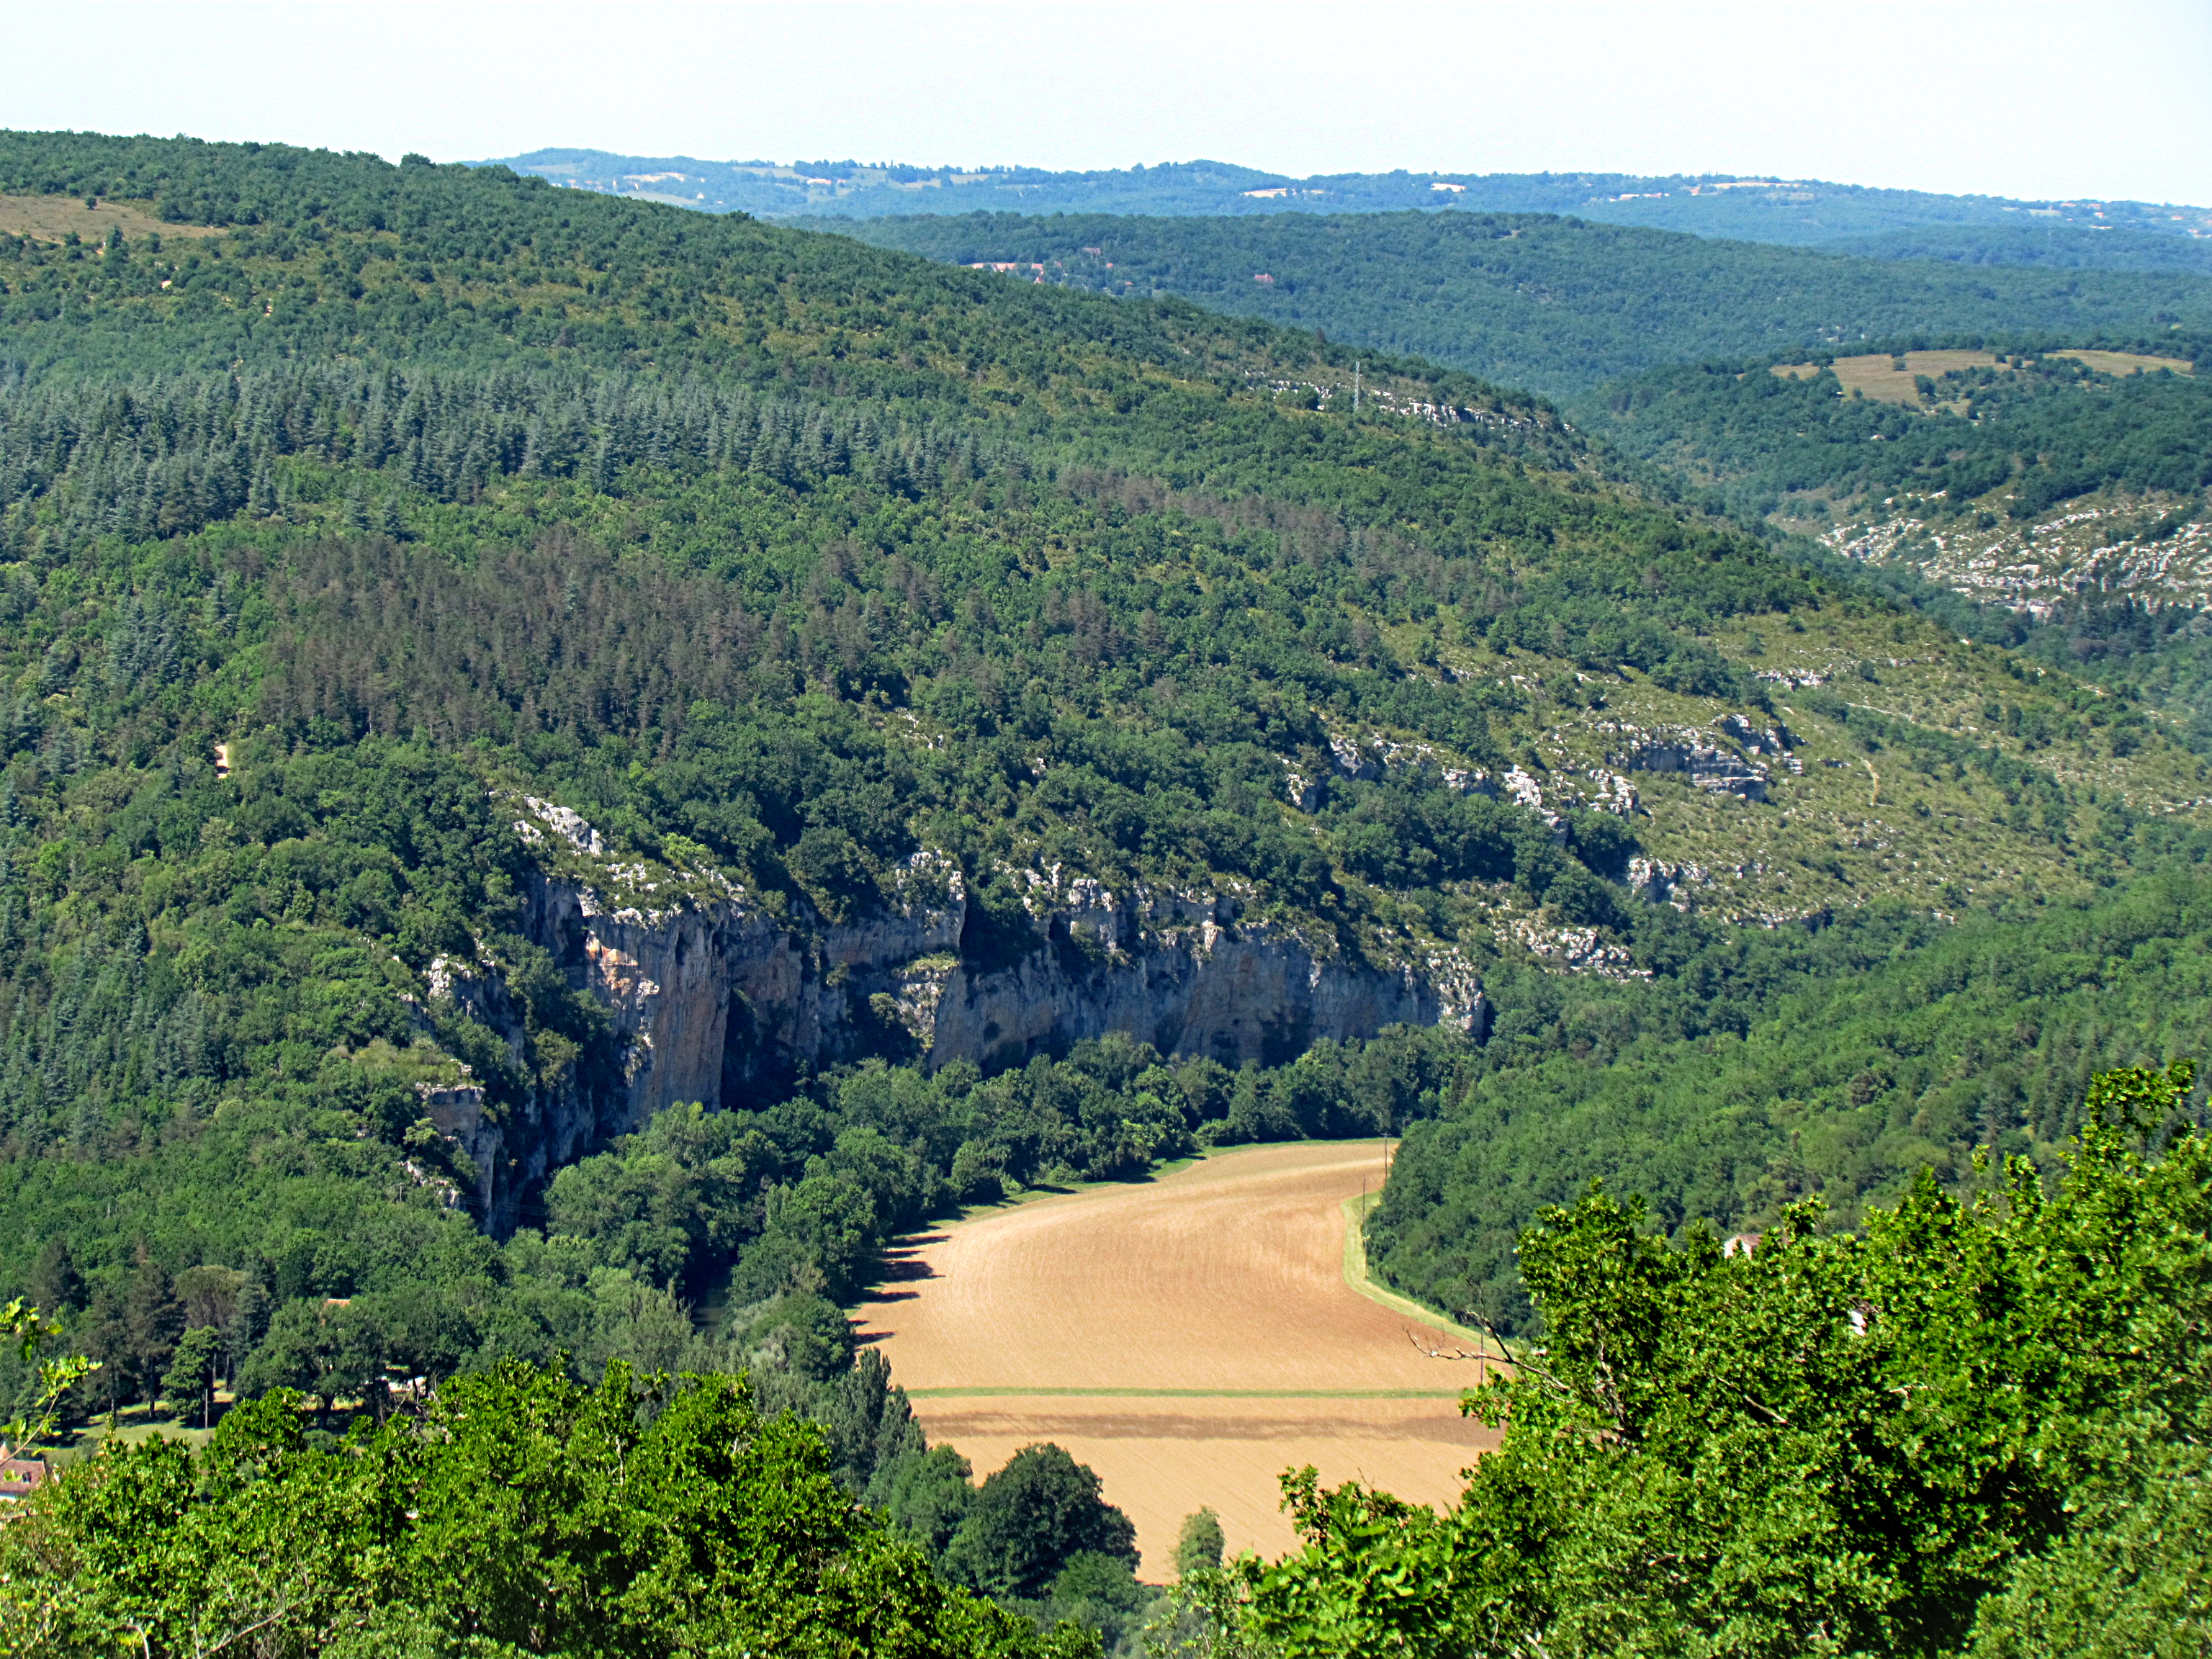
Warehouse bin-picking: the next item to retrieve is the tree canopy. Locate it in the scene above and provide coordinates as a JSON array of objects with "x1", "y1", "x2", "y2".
[{"x1": 1, "y1": 1361, "x2": 1092, "y2": 1658}]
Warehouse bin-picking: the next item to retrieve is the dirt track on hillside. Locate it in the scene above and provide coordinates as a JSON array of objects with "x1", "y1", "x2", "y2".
[{"x1": 853, "y1": 1141, "x2": 1497, "y2": 1571}]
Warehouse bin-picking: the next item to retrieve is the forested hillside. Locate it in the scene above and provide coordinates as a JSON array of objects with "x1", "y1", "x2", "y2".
[
  {"x1": 1369, "y1": 868, "x2": 2212, "y2": 1331},
  {"x1": 1825, "y1": 222, "x2": 2212, "y2": 273},
  {"x1": 1592, "y1": 349, "x2": 2209, "y2": 523},
  {"x1": 833, "y1": 210, "x2": 2212, "y2": 394},
  {"x1": 0, "y1": 128, "x2": 2208, "y2": 1653},
  {"x1": 0, "y1": 127, "x2": 2203, "y2": 1320}
]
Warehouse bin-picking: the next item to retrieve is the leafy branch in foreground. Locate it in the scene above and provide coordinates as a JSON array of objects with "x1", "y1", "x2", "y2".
[{"x1": 1, "y1": 1295, "x2": 97, "y2": 1456}]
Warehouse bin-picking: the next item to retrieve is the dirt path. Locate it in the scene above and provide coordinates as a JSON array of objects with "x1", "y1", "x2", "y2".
[{"x1": 853, "y1": 1141, "x2": 1496, "y2": 1571}]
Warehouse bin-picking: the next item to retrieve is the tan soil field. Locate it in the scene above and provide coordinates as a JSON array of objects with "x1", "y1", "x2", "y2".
[
  {"x1": 0, "y1": 195, "x2": 222, "y2": 244},
  {"x1": 2050, "y1": 349, "x2": 2193, "y2": 377},
  {"x1": 853, "y1": 1141, "x2": 1496, "y2": 1572}
]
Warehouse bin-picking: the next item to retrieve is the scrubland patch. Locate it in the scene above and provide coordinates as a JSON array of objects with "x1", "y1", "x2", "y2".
[
  {"x1": 1771, "y1": 349, "x2": 2189, "y2": 408},
  {"x1": 1773, "y1": 351, "x2": 2001, "y2": 403},
  {"x1": 0, "y1": 194, "x2": 222, "y2": 243}
]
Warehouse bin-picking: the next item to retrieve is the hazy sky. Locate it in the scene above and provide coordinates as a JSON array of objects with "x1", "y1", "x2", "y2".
[{"x1": 9, "y1": 1, "x2": 2210, "y2": 205}]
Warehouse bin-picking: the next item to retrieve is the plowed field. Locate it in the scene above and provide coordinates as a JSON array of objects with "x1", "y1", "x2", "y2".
[{"x1": 853, "y1": 1141, "x2": 1497, "y2": 1572}]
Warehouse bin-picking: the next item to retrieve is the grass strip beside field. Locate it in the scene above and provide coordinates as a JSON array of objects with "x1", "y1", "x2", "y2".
[{"x1": 1340, "y1": 1192, "x2": 1491, "y2": 1348}]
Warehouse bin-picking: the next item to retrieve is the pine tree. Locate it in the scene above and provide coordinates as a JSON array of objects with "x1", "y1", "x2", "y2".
[
  {"x1": 122, "y1": 1245, "x2": 183, "y2": 1407},
  {"x1": 27, "y1": 1237, "x2": 84, "y2": 1315}
]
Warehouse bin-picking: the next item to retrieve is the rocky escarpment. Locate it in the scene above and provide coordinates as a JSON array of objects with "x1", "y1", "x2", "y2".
[
  {"x1": 911, "y1": 866, "x2": 1485, "y2": 1070},
  {"x1": 1617, "y1": 714, "x2": 1802, "y2": 802},
  {"x1": 422, "y1": 799, "x2": 1487, "y2": 1231}
]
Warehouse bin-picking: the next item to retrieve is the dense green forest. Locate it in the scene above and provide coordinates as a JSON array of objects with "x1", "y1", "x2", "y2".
[
  {"x1": 1824, "y1": 222, "x2": 2212, "y2": 274},
  {"x1": 835, "y1": 208, "x2": 2212, "y2": 759},
  {"x1": 0, "y1": 127, "x2": 2208, "y2": 1654},
  {"x1": 0, "y1": 1354, "x2": 1101, "y2": 1657},
  {"x1": 835, "y1": 209, "x2": 2212, "y2": 394},
  {"x1": 1369, "y1": 866, "x2": 2212, "y2": 1331}
]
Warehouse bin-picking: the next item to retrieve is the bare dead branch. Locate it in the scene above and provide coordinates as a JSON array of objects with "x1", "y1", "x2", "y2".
[{"x1": 1406, "y1": 1328, "x2": 1485, "y2": 1362}]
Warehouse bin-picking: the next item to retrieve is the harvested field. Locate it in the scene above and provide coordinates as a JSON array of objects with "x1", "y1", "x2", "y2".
[
  {"x1": 0, "y1": 194, "x2": 222, "y2": 243},
  {"x1": 1769, "y1": 348, "x2": 2192, "y2": 408},
  {"x1": 853, "y1": 1141, "x2": 1496, "y2": 1572},
  {"x1": 1773, "y1": 350, "x2": 2000, "y2": 403},
  {"x1": 2050, "y1": 348, "x2": 2193, "y2": 377}
]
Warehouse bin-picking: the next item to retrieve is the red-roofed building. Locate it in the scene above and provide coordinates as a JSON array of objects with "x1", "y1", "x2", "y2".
[{"x1": 0, "y1": 1445, "x2": 52, "y2": 1504}]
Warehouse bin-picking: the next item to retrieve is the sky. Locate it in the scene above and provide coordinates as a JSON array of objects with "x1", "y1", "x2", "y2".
[{"x1": 6, "y1": 1, "x2": 2211, "y2": 206}]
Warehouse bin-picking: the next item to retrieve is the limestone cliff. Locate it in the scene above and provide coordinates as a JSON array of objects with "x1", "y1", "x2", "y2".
[{"x1": 419, "y1": 799, "x2": 1486, "y2": 1231}]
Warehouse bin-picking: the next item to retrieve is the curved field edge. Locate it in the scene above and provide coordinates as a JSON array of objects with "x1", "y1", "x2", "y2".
[{"x1": 1341, "y1": 1189, "x2": 1489, "y2": 1349}]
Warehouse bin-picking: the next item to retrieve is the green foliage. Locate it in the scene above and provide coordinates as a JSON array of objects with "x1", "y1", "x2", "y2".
[
  {"x1": 1238, "y1": 1064, "x2": 2212, "y2": 1656},
  {"x1": 878, "y1": 1442, "x2": 979, "y2": 1558},
  {"x1": 716, "y1": 1290, "x2": 855, "y2": 1382},
  {"x1": 1823, "y1": 222, "x2": 2212, "y2": 274},
  {"x1": 159, "y1": 1323, "x2": 222, "y2": 1427},
  {"x1": 1964, "y1": 1431, "x2": 2212, "y2": 1657},
  {"x1": 940, "y1": 1443, "x2": 1139, "y2": 1599},
  {"x1": 1174, "y1": 1509, "x2": 1226, "y2": 1581},
  {"x1": 0, "y1": 1361, "x2": 1088, "y2": 1657},
  {"x1": 542, "y1": 1026, "x2": 1485, "y2": 1319},
  {"x1": 1038, "y1": 1553, "x2": 1154, "y2": 1655},
  {"x1": 1, "y1": 1295, "x2": 97, "y2": 1454}
]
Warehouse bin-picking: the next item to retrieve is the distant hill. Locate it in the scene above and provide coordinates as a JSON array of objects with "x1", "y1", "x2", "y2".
[
  {"x1": 1588, "y1": 346, "x2": 2209, "y2": 532},
  {"x1": 479, "y1": 147, "x2": 2212, "y2": 249},
  {"x1": 828, "y1": 209, "x2": 2212, "y2": 395}
]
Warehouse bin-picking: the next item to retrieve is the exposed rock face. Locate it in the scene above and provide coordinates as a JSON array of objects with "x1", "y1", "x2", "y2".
[
  {"x1": 1618, "y1": 716, "x2": 1798, "y2": 801},
  {"x1": 918, "y1": 871, "x2": 1487, "y2": 1071},
  {"x1": 425, "y1": 804, "x2": 1486, "y2": 1232},
  {"x1": 1822, "y1": 498, "x2": 2212, "y2": 620},
  {"x1": 1625, "y1": 856, "x2": 1707, "y2": 907}
]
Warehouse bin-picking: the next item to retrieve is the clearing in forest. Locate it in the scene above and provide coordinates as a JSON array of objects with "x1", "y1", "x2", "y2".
[
  {"x1": 1773, "y1": 350, "x2": 2000, "y2": 402},
  {"x1": 2049, "y1": 348, "x2": 2193, "y2": 377},
  {"x1": 1768, "y1": 347, "x2": 2191, "y2": 407},
  {"x1": 0, "y1": 194, "x2": 223, "y2": 243},
  {"x1": 853, "y1": 1141, "x2": 1496, "y2": 1572}
]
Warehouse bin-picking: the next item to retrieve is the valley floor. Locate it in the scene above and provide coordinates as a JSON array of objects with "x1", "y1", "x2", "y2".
[{"x1": 853, "y1": 1141, "x2": 1494, "y2": 1568}]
